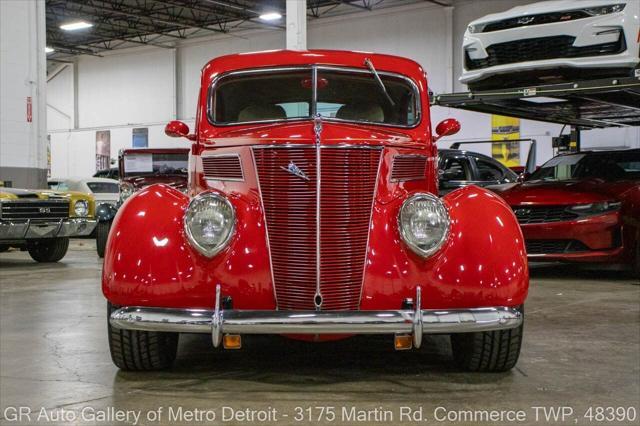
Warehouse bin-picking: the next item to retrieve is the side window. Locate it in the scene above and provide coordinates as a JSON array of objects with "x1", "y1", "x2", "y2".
[
  {"x1": 474, "y1": 157, "x2": 505, "y2": 182},
  {"x1": 48, "y1": 181, "x2": 69, "y2": 191},
  {"x1": 440, "y1": 157, "x2": 472, "y2": 181}
]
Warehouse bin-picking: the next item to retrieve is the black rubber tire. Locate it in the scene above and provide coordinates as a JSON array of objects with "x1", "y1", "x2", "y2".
[
  {"x1": 96, "y1": 221, "x2": 111, "y2": 258},
  {"x1": 26, "y1": 238, "x2": 69, "y2": 262},
  {"x1": 451, "y1": 321, "x2": 524, "y2": 372},
  {"x1": 107, "y1": 303, "x2": 179, "y2": 371},
  {"x1": 0, "y1": 244, "x2": 9, "y2": 253}
]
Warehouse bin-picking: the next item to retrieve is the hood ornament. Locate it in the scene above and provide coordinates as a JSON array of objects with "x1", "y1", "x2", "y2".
[{"x1": 281, "y1": 162, "x2": 310, "y2": 181}]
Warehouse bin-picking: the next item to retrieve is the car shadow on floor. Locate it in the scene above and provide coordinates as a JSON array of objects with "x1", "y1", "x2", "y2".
[{"x1": 112, "y1": 333, "x2": 518, "y2": 391}]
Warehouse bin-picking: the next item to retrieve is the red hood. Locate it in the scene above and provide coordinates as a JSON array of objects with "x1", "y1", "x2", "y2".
[
  {"x1": 123, "y1": 175, "x2": 187, "y2": 191},
  {"x1": 491, "y1": 179, "x2": 638, "y2": 206},
  {"x1": 199, "y1": 121, "x2": 427, "y2": 150}
]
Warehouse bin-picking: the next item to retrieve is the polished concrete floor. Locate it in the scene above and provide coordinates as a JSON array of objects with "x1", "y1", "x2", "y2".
[{"x1": 1, "y1": 240, "x2": 638, "y2": 426}]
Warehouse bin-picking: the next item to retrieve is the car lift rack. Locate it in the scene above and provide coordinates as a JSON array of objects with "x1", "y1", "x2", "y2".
[{"x1": 432, "y1": 75, "x2": 640, "y2": 130}]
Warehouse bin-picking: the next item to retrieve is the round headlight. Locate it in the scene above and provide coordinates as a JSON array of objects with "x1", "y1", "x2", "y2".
[
  {"x1": 74, "y1": 200, "x2": 88, "y2": 217},
  {"x1": 119, "y1": 183, "x2": 134, "y2": 202},
  {"x1": 184, "y1": 193, "x2": 235, "y2": 257},
  {"x1": 399, "y1": 193, "x2": 450, "y2": 257}
]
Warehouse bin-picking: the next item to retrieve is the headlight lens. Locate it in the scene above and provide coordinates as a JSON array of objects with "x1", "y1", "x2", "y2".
[
  {"x1": 74, "y1": 200, "x2": 88, "y2": 217},
  {"x1": 119, "y1": 183, "x2": 134, "y2": 202},
  {"x1": 568, "y1": 201, "x2": 621, "y2": 216},
  {"x1": 467, "y1": 24, "x2": 481, "y2": 33},
  {"x1": 184, "y1": 193, "x2": 235, "y2": 257},
  {"x1": 399, "y1": 193, "x2": 450, "y2": 257},
  {"x1": 584, "y1": 3, "x2": 625, "y2": 15}
]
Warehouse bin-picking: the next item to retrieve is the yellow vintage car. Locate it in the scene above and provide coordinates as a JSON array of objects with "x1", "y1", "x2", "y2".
[{"x1": 0, "y1": 187, "x2": 96, "y2": 262}]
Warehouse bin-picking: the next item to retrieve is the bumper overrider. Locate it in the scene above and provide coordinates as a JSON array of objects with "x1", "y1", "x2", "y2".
[
  {"x1": 110, "y1": 285, "x2": 523, "y2": 349},
  {"x1": 0, "y1": 218, "x2": 97, "y2": 240}
]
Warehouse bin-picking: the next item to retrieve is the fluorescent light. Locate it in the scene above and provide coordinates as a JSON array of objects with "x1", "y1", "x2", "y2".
[
  {"x1": 60, "y1": 21, "x2": 93, "y2": 31},
  {"x1": 45, "y1": 47, "x2": 55, "y2": 53},
  {"x1": 259, "y1": 12, "x2": 282, "y2": 21},
  {"x1": 520, "y1": 96, "x2": 568, "y2": 104}
]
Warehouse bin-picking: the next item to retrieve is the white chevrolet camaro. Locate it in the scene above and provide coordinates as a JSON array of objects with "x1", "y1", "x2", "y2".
[{"x1": 460, "y1": 0, "x2": 640, "y2": 90}]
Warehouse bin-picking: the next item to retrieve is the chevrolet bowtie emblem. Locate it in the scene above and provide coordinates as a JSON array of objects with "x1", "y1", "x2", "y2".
[{"x1": 281, "y1": 162, "x2": 310, "y2": 181}]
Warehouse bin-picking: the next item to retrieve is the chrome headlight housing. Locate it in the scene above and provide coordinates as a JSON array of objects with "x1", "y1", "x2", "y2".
[
  {"x1": 399, "y1": 193, "x2": 450, "y2": 257},
  {"x1": 567, "y1": 201, "x2": 621, "y2": 216},
  {"x1": 584, "y1": 3, "x2": 625, "y2": 16},
  {"x1": 184, "y1": 192, "x2": 235, "y2": 257},
  {"x1": 74, "y1": 200, "x2": 88, "y2": 217},
  {"x1": 119, "y1": 182, "x2": 134, "y2": 203},
  {"x1": 467, "y1": 23, "x2": 483, "y2": 34}
]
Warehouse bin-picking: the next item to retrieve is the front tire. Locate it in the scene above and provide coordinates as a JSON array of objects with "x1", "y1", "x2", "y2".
[
  {"x1": 451, "y1": 321, "x2": 523, "y2": 372},
  {"x1": 26, "y1": 238, "x2": 69, "y2": 262},
  {"x1": 633, "y1": 241, "x2": 640, "y2": 280},
  {"x1": 107, "y1": 303, "x2": 179, "y2": 371},
  {"x1": 96, "y1": 221, "x2": 111, "y2": 258}
]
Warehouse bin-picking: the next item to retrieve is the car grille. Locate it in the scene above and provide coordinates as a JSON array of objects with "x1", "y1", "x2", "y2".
[
  {"x1": 465, "y1": 35, "x2": 626, "y2": 70},
  {"x1": 482, "y1": 10, "x2": 590, "y2": 33},
  {"x1": 513, "y1": 205, "x2": 579, "y2": 224},
  {"x1": 526, "y1": 239, "x2": 589, "y2": 255},
  {"x1": 391, "y1": 155, "x2": 427, "y2": 181},
  {"x1": 253, "y1": 146, "x2": 381, "y2": 311},
  {"x1": 202, "y1": 155, "x2": 244, "y2": 181},
  {"x1": 0, "y1": 200, "x2": 69, "y2": 221}
]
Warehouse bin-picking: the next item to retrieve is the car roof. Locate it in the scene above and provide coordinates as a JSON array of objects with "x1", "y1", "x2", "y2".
[
  {"x1": 49, "y1": 177, "x2": 119, "y2": 184},
  {"x1": 438, "y1": 148, "x2": 497, "y2": 162}
]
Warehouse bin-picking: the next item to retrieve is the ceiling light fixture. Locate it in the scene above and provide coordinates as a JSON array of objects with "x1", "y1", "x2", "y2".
[
  {"x1": 259, "y1": 12, "x2": 282, "y2": 21},
  {"x1": 45, "y1": 47, "x2": 55, "y2": 53},
  {"x1": 60, "y1": 21, "x2": 93, "y2": 31}
]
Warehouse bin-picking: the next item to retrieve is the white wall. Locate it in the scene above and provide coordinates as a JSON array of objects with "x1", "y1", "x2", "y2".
[
  {"x1": 46, "y1": 0, "x2": 639, "y2": 177},
  {"x1": 1, "y1": 0, "x2": 47, "y2": 188}
]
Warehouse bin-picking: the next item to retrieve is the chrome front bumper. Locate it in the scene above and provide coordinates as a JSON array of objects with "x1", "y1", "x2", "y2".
[
  {"x1": 110, "y1": 286, "x2": 523, "y2": 349},
  {"x1": 0, "y1": 218, "x2": 97, "y2": 240}
]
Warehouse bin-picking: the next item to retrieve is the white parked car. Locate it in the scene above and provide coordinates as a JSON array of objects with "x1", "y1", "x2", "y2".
[
  {"x1": 48, "y1": 177, "x2": 119, "y2": 206},
  {"x1": 460, "y1": 0, "x2": 640, "y2": 90}
]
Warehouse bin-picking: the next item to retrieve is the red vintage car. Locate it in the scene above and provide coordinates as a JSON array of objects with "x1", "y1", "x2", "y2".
[
  {"x1": 103, "y1": 50, "x2": 528, "y2": 372},
  {"x1": 491, "y1": 149, "x2": 640, "y2": 275},
  {"x1": 95, "y1": 148, "x2": 189, "y2": 257}
]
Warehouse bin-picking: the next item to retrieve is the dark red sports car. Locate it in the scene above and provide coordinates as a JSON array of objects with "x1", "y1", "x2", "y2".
[{"x1": 491, "y1": 149, "x2": 640, "y2": 276}]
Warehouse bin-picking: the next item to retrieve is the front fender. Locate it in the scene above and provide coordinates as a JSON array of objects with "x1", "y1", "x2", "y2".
[
  {"x1": 102, "y1": 183, "x2": 275, "y2": 309},
  {"x1": 361, "y1": 185, "x2": 528, "y2": 310}
]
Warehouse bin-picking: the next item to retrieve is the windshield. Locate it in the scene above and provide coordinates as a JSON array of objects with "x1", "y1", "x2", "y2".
[
  {"x1": 87, "y1": 182, "x2": 119, "y2": 193},
  {"x1": 529, "y1": 151, "x2": 640, "y2": 182},
  {"x1": 210, "y1": 67, "x2": 419, "y2": 127},
  {"x1": 123, "y1": 153, "x2": 188, "y2": 177}
]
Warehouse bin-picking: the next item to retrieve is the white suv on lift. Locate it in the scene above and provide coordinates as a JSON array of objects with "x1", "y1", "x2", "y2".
[{"x1": 460, "y1": 0, "x2": 640, "y2": 90}]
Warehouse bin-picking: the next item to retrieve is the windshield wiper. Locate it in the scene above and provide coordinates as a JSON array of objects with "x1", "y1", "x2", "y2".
[{"x1": 364, "y1": 58, "x2": 396, "y2": 107}]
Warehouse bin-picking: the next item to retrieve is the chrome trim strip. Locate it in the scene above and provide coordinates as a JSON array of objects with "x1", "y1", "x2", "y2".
[
  {"x1": 206, "y1": 65, "x2": 422, "y2": 129},
  {"x1": 201, "y1": 153, "x2": 245, "y2": 182},
  {"x1": 250, "y1": 147, "x2": 279, "y2": 309},
  {"x1": 314, "y1": 115, "x2": 322, "y2": 311},
  {"x1": 251, "y1": 144, "x2": 384, "y2": 150}
]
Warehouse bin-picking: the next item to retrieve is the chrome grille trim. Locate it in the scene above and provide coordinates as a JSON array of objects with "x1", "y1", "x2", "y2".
[
  {"x1": 253, "y1": 144, "x2": 382, "y2": 311},
  {"x1": 201, "y1": 154, "x2": 244, "y2": 181}
]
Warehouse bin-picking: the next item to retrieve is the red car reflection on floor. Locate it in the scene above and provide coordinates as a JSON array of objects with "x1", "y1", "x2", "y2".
[{"x1": 490, "y1": 149, "x2": 640, "y2": 277}]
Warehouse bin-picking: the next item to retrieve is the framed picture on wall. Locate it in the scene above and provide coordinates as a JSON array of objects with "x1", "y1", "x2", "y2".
[
  {"x1": 95, "y1": 130, "x2": 111, "y2": 172},
  {"x1": 132, "y1": 128, "x2": 149, "y2": 148}
]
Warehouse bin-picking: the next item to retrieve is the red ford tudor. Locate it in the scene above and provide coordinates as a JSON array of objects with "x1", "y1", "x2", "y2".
[
  {"x1": 492, "y1": 149, "x2": 640, "y2": 276},
  {"x1": 102, "y1": 50, "x2": 528, "y2": 372}
]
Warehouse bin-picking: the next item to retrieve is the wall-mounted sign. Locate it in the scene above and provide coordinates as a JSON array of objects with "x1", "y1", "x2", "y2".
[
  {"x1": 26, "y1": 97, "x2": 32, "y2": 123},
  {"x1": 491, "y1": 115, "x2": 520, "y2": 167},
  {"x1": 96, "y1": 130, "x2": 111, "y2": 172},
  {"x1": 132, "y1": 127, "x2": 149, "y2": 148}
]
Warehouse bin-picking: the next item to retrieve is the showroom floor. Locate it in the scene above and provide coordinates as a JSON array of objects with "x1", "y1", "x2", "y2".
[{"x1": 1, "y1": 241, "x2": 638, "y2": 425}]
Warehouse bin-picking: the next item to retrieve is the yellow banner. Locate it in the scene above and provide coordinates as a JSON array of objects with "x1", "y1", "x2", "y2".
[{"x1": 491, "y1": 115, "x2": 520, "y2": 167}]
